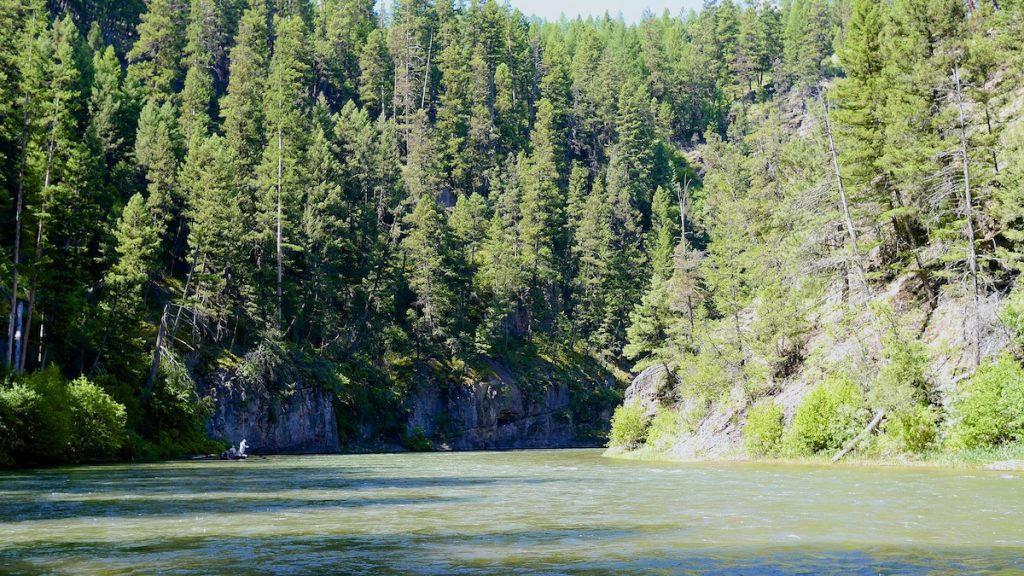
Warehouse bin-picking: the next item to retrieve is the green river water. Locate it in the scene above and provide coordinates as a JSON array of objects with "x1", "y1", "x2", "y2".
[{"x1": 1, "y1": 449, "x2": 1023, "y2": 575}]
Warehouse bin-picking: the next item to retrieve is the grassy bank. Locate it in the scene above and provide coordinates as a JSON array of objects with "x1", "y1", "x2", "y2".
[{"x1": 603, "y1": 443, "x2": 1024, "y2": 470}]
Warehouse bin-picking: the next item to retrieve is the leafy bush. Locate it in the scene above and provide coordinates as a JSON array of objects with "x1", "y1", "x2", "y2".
[
  {"x1": 0, "y1": 367, "x2": 127, "y2": 466},
  {"x1": 11, "y1": 367, "x2": 73, "y2": 463},
  {"x1": 607, "y1": 402, "x2": 650, "y2": 449},
  {"x1": 67, "y1": 377, "x2": 127, "y2": 461},
  {"x1": 744, "y1": 401, "x2": 784, "y2": 457},
  {"x1": 645, "y1": 406, "x2": 684, "y2": 451},
  {"x1": 143, "y1": 357, "x2": 217, "y2": 457},
  {"x1": 782, "y1": 375, "x2": 867, "y2": 457},
  {"x1": 949, "y1": 355, "x2": 1024, "y2": 449},
  {"x1": 881, "y1": 405, "x2": 938, "y2": 455},
  {"x1": 999, "y1": 285, "x2": 1024, "y2": 352},
  {"x1": 402, "y1": 426, "x2": 434, "y2": 451},
  {"x1": 0, "y1": 384, "x2": 37, "y2": 467},
  {"x1": 869, "y1": 325, "x2": 930, "y2": 413}
]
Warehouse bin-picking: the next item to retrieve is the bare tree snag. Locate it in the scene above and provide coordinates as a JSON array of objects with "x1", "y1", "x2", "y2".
[
  {"x1": 832, "y1": 409, "x2": 885, "y2": 463},
  {"x1": 821, "y1": 92, "x2": 871, "y2": 303},
  {"x1": 953, "y1": 63, "x2": 982, "y2": 368}
]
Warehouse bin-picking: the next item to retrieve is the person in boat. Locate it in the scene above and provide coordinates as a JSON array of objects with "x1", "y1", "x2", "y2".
[{"x1": 238, "y1": 439, "x2": 248, "y2": 457}]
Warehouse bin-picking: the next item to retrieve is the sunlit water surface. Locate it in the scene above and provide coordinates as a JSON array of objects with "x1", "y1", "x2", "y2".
[{"x1": 1, "y1": 449, "x2": 1023, "y2": 574}]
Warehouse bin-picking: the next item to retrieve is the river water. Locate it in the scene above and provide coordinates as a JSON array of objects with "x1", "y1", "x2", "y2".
[{"x1": 1, "y1": 449, "x2": 1022, "y2": 574}]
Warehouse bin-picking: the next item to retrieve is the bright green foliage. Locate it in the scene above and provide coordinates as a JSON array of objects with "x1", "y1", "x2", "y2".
[
  {"x1": 0, "y1": 367, "x2": 126, "y2": 466},
  {"x1": 868, "y1": 304, "x2": 931, "y2": 413},
  {"x1": 950, "y1": 355, "x2": 1024, "y2": 449},
  {"x1": 783, "y1": 375, "x2": 868, "y2": 456},
  {"x1": 881, "y1": 404, "x2": 938, "y2": 455},
  {"x1": 357, "y1": 28, "x2": 392, "y2": 118},
  {"x1": 142, "y1": 356, "x2": 216, "y2": 457},
  {"x1": 220, "y1": 0, "x2": 269, "y2": 171},
  {"x1": 744, "y1": 401, "x2": 784, "y2": 457},
  {"x1": 67, "y1": 376, "x2": 127, "y2": 461},
  {"x1": 645, "y1": 406, "x2": 685, "y2": 452},
  {"x1": 608, "y1": 402, "x2": 650, "y2": 449},
  {"x1": 126, "y1": 0, "x2": 186, "y2": 101},
  {"x1": 403, "y1": 192, "x2": 461, "y2": 355},
  {"x1": 999, "y1": 283, "x2": 1024, "y2": 351}
]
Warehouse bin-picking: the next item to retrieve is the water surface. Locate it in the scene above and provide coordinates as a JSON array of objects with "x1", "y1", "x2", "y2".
[{"x1": 1, "y1": 450, "x2": 1022, "y2": 574}]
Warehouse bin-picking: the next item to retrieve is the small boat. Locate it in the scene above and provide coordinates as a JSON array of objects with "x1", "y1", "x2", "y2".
[{"x1": 220, "y1": 451, "x2": 247, "y2": 460}]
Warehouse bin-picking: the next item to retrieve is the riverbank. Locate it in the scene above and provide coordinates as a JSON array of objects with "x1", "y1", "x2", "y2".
[{"x1": 603, "y1": 444, "x2": 1024, "y2": 470}]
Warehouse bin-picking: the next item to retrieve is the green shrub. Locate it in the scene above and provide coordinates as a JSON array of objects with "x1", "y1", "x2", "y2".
[
  {"x1": 999, "y1": 285, "x2": 1024, "y2": 351},
  {"x1": 881, "y1": 404, "x2": 938, "y2": 455},
  {"x1": 744, "y1": 402, "x2": 784, "y2": 457},
  {"x1": 607, "y1": 402, "x2": 650, "y2": 449},
  {"x1": 783, "y1": 375, "x2": 867, "y2": 457},
  {"x1": 0, "y1": 367, "x2": 128, "y2": 466},
  {"x1": 16, "y1": 366, "x2": 73, "y2": 463},
  {"x1": 144, "y1": 357, "x2": 217, "y2": 457},
  {"x1": 402, "y1": 426, "x2": 434, "y2": 451},
  {"x1": 0, "y1": 384, "x2": 37, "y2": 467},
  {"x1": 949, "y1": 355, "x2": 1024, "y2": 449},
  {"x1": 645, "y1": 406, "x2": 684, "y2": 451},
  {"x1": 869, "y1": 328, "x2": 930, "y2": 413},
  {"x1": 67, "y1": 377, "x2": 127, "y2": 461}
]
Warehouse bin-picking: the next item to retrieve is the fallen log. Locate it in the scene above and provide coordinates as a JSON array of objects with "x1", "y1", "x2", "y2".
[{"x1": 832, "y1": 409, "x2": 885, "y2": 463}]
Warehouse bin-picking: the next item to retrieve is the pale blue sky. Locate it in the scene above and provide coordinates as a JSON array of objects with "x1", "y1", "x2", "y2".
[
  {"x1": 502, "y1": 0, "x2": 702, "y2": 22},
  {"x1": 379, "y1": 1, "x2": 705, "y2": 23}
]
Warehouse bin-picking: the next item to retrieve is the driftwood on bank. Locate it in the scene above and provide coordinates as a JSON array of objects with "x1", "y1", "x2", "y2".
[{"x1": 832, "y1": 409, "x2": 885, "y2": 463}]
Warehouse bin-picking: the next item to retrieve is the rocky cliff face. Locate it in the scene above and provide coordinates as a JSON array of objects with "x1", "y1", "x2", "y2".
[
  {"x1": 616, "y1": 273, "x2": 1013, "y2": 460},
  {"x1": 197, "y1": 357, "x2": 619, "y2": 454},
  {"x1": 198, "y1": 370, "x2": 341, "y2": 454},
  {"x1": 405, "y1": 360, "x2": 617, "y2": 450}
]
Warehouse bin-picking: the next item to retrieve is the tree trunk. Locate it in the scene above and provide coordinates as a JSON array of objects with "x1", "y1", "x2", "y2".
[
  {"x1": 953, "y1": 64, "x2": 982, "y2": 368},
  {"x1": 821, "y1": 93, "x2": 870, "y2": 302},
  {"x1": 677, "y1": 176, "x2": 688, "y2": 244},
  {"x1": 832, "y1": 409, "x2": 885, "y2": 463},
  {"x1": 144, "y1": 304, "x2": 170, "y2": 400},
  {"x1": 276, "y1": 126, "x2": 284, "y2": 328},
  {"x1": 6, "y1": 9, "x2": 40, "y2": 370}
]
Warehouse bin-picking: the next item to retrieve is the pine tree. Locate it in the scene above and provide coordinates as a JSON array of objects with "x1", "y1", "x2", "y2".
[
  {"x1": 314, "y1": 0, "x2": 376, "y2": 107},
  {"x1": 259, "y1": 13, "x2": 312, "y2": 328},
  {"x1": 179, "y1": 0, "x2": 219, "y2": 147},
  {"x1": 299, "y1": 100, "x2": 354, "y2": 347},
  {"x1": 179, "y1": 134, "x2": 246, "y2": 339},
  {"x1": 402, "y1": 192, "x2": 460, "y2": 356},
  {"x1": 220, "y1": 0, "x2": 269, "y2": 170},
  {"x1": 126, "y1": 0, "x2": 187, "y2": 103},
  {"x1": 135, "y1": 98, "x2": 182, "y2": 237},
  {"x1": 94, "y1": 193, "x2": 160, "y2": 378},
  {"x1": 357, "y1": 28, "x2": 393, "y2": 119}
]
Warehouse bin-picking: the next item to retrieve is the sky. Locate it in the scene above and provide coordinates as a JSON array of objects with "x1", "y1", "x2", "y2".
[
  {"x1": 502, "y1": 0, "x2": 703, "y2": 22},
  {"x1": 378, "y1": 1, "x2": 705, "y2": 24}
]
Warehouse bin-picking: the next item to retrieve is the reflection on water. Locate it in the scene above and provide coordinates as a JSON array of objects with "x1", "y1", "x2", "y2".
[{"x1": 1, "y1": 450, "x2": 1022, "y2": 574}]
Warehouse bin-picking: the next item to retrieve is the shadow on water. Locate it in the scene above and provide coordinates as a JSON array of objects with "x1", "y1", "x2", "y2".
[
  {"x1": 0, "y1": 468, "x2": 561, "y2": 524},
  {"x1": 2, "y1": 532, "x2": 1022, "y2": 576}
]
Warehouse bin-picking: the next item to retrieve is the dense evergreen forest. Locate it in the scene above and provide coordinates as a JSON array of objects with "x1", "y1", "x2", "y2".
[{"x1": 2, "y1": 0, "x2": 1024, "y2": 466}]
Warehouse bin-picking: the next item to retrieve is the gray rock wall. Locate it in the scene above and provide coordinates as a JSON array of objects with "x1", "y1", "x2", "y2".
[
  {"x1": 405, "y1": 361, "x2": 613, "y2": 450},
  {"x1": 198, "y1": 370, "x2": 340, "y2": 454}
]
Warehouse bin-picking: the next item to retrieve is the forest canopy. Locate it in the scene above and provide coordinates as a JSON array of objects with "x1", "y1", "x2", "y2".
[{"x1": 2, "y1": 0, "x2": 1023, "y2": 462}]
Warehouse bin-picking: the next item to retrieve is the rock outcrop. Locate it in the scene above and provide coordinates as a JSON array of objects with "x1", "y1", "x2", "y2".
[
  {"x1": 405, "y1": 360, "x2": 617, "y2": 450},
  {"x1": 618, "y1": 272, "x2": 1013, "y2": 461},
  {"x1": 198, "y1": 370, "x2": 340, "y2": 454}
]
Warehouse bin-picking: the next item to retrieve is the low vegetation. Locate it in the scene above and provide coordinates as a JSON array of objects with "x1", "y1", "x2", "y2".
[
  {"x1": 1, "y1": 367, "x2": 127, "y2": 466},
  {"x1": 743, "y1": 402, "x2": 784, "y2": 458},
  {"x1": 608, "y1": 403, "x2": 650, "y2": 450}
]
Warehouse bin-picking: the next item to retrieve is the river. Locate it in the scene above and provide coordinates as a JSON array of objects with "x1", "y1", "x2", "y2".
[{"x1": 1, "y1": 449, "x2": 1022, "y2": 574}]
